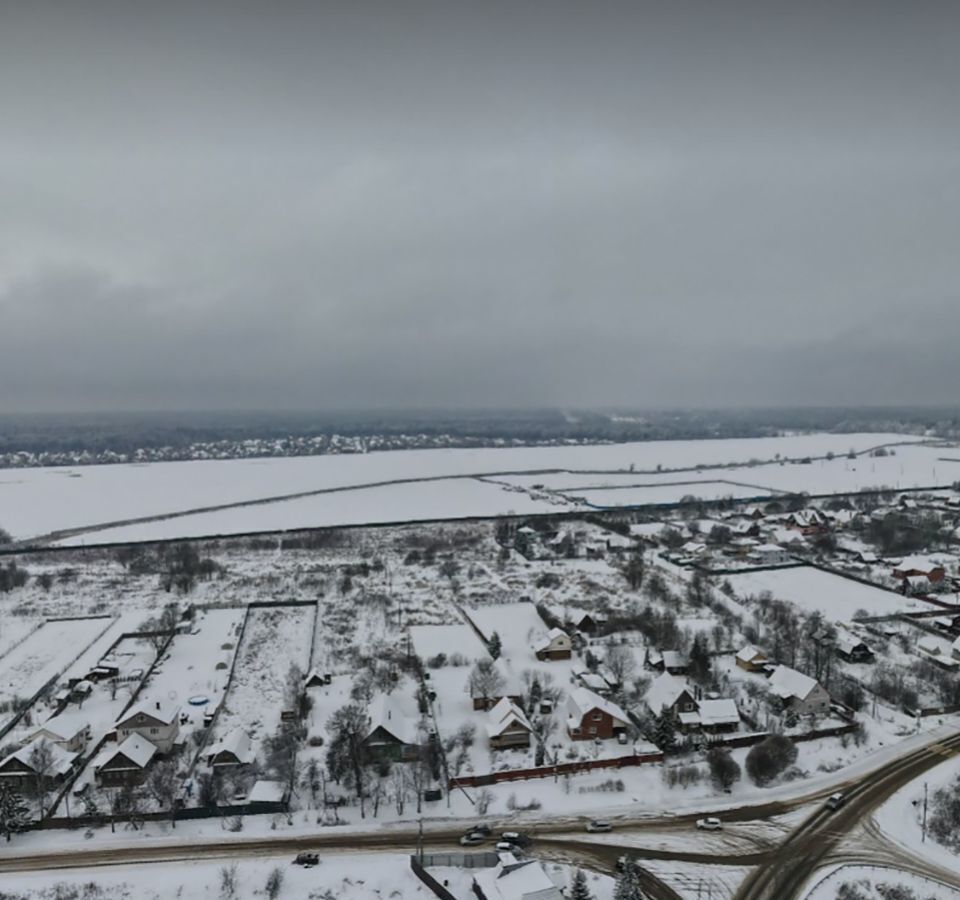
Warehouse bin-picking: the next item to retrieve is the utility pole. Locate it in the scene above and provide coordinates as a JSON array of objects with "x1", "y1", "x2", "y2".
[
  {"x1": 922, "y1": 781, "x2": 928, "y2": 843},
  {"x1": 418, "y1": 816, "x2": 424, "y2": 865}
]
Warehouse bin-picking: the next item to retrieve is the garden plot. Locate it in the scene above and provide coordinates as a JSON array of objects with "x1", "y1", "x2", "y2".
[
  {"x1": 0, "y1": 616, "x2": 113, "y2": 730},
  {"x1": 212, "y1": 605, "x2": 314, "y2": 760},
  {"x1": 409, "y1": 623, "x2": 489, "y2": 665},
  {"x1": 726, "y1": 566, "x2": 921, "y2": 623},
  {"x1": 136, "y1": 607, "x2": 246, "y2": 746},
  {"x1": 0, "y1": 615, "x2": 43, "y2": 660}
]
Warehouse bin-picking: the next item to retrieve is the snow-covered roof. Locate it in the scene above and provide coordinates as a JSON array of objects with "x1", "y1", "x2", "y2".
[
  {"x1": 952, "y1": 635, "x2": 960, "y2": 655},
  {"x1": 661, "y1": 650, "x2": 687, "y2": 669},
  {"x1": 98, "y1": 734, "x2": 157, "y2": 770},
  {"x1": 735, "y1": 644, "x2": 767, "y2": 663},
  {"x1": 0, "y1": 737, "x2": 76, "y2": 776},
  {"x1": 895, "y1": 556, "x2": 943, "y2": 574},
  {"x1": 644, "y1": 672, "x2": 690, "y2": 714},
  {"x1": 366, "y1": 692, "x2": 421, "y2": 746},
  {"x1": 575, "y1": 671, "x2": 609, "y2": 692},
  {"x1": 768, "y1": 665, "x2": 819, "y2": 701},
  {"x1": 755, "y1": 543, "x2": 786, "y2": 554},
  {"x1": 534, "y1": 627, "x2": 569, "y2": 652},
  {"x1": 117, "y1": 699, "x2": 179, "y2": 728},
  {"x1": 566, "y1": 687, "x2": 627, "y2": 725},
  {"x1": 473, "y1": 858, "x2": 564, "y2": 900},
  {"x1": 486, "y1": 698, "x2": 532, "y2": 738},
  {"x1": 697, "y1": 698, "x2": 740, "y2": 727},
  {"x1": 31, "y1": 712, "x2": 88, "y2": 744},
  {"x1": 205, "y1": 728, "x2": 254, "y2": 765},
  {"x1": 835, "y1": 632, "x2": 869, "y2": 656}
]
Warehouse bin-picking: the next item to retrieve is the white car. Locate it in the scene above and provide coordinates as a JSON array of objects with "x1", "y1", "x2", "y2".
[
  {"x1": 826, "y1": 793, "x2": 846, "y2": 811},
  {"x1": 696, "y1": 817, "x2": 723, "y2": 831},
  {"x1": 585, "y1": 820, "x2": 613, "y2": 833},
  {"x1": 460, "y1": 833, "x2": 485, "y2": 846}
]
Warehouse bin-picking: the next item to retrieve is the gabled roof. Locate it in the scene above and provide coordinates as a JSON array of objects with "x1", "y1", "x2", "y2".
[
  {"x1": 31, "y1": 712, "x2": 88, "y2": 744},
  {"x1": 365, "y1": 692, "x2": 421, "y2": 746},
  {"x1": 473, "y1": 858, "x2": 563, "y2": 900},
  {"x1": 661, "y1": 650, "x2": 687, "y2": 669},
  {"x1": 644, "y1": 672, "x2": 691, "y2": 714},
  {"x1": 98, "y1": 734, "x2": 157, "y2": 770},
  {"x1": 697, "y1": 698, "x2": 740, "y2": 727},
  {"x1": 895, "y1": 555, "x2": 944, "y2": 574},
  {"x1": 205, "y1": 728, "x2": 254, "y2": 765},
  {"x1": 116, "y1": 700, "x2": 179, "y2": 728},
  {"x1": 535, "y1": 627, "x2": 570, "y2": 652},
  {"x1": 835, "y1": 631, "x2": 870, "y2": 656},
  {"x1": 768, "y1": 665, "x2": 820, "y2": 702},
  {"x1": 567, "y1": 687, "x2": 627, "y2": 725},
  {"x1": 735, "y1": 644, "x2": 767, "y2": 664},
  {"x1": 0, "y1": 738, "x2": 76, "y2": 777},
  {"x1": 487, "y1": 698, "x2": 533, "y2": 738},
  {"x1": 249, "y1": 779, "x2": 286, "y2": 803}
]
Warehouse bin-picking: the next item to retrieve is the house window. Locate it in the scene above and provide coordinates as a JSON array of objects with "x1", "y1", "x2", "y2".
[
  {"x1": 588, "y1": 726, "x2": 597, "y2": 735},
  {"x1": 592, "y1": 712, "x2": 602, "y2": 721},
  {"x1": 150, "y1": 728, "x2": 158, "y2": 735},
  {"x1": 683, "y1": 703, "x2": 694, "y2": 711}
]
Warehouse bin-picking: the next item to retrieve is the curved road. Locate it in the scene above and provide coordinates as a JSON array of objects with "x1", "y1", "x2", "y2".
[{"x1": 1, "y1": 728, "x2": 957, "y2": 900}]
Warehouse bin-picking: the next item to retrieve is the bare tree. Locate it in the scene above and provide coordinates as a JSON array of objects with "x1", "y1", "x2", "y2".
[
  {"x1": 146, "y1": 759, "x2": 180, "y2": 828},
  {"x1": 467, "y1": 658, "x2": 505, "y2": 708},
  {"x1": 605, "y1": 645, "x2": 636, "y2": 689},
  {"x1": 265, "y1": 865, "x2": 284, "y2": 899},
  {"x1": 28, "y1": 739, "x2": 54, "y2": 818},
  {"x1": 326, "y1": 703, "x2": 370, "y2": 817},
  {"x1": 391, "y1": 767, "x2": 409, "y2": 815}
]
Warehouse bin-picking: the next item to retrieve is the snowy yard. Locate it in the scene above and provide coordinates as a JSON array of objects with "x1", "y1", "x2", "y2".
[{"x1": 726, "y1": 566, "x2": 922, "y2": 623}]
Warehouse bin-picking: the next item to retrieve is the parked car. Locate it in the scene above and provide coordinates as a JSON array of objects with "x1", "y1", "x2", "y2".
[
  {"x1": 460, "y1": 833, "x2": 486, "y2": 846},
  {"x1": 585, "y1": 820, "x2": 613, "y2": 833},
  {"x1": 825, "y1": 793, "x2": 846, "y2": 811},
  {"x1": 617, "y1": 732, "x2": 628, "y2": 745},
  {"x1": 470, "y1": 824, "x2": 492, "y2": 836},
  {"x1": 696, "y1": 817, "x2": 723, "y2": 831},
  {"x1": 495, "y1": 841, "x2": 518, "y2": 853},
  {"x1": 293, "y1": 852, "x2": 319, "y2": 867},
  {"x1": 501, "y1": 831, "x2": 531, "y2": 847}
]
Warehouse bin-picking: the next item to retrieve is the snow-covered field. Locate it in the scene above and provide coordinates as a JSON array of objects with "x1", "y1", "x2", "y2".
[
  {"x1": 0, "y1": 431, "x2": 931, "y2": 544},
  {"x1": 801, "y1": 864, "x2": 960, "y2": 899},
  {"x1": 726, "y1": 566, "x2": 922, "y2": 622},
  {"x1": 0, "y1": 616, "x2": 114, "y2": 729}
]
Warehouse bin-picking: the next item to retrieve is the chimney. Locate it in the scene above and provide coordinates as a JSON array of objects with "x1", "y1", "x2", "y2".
[{"x1": 156, "y1": 701, "x2": 160, "y2": 711}]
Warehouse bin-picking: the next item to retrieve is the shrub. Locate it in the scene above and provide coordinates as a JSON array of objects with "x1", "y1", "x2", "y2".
[{"x1": 745, "y1": 734, "x2": 798, "y2": 786}]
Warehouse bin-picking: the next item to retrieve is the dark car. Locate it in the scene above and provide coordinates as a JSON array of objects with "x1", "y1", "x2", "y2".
[
  {"x1": 293, "y1": 852, "x2": 319, "y2": 867},
  {"x1": 470, "y1": 824, "x2": 492, "y2": 836},
  {"x1": 500, "y1": 831, "x2": 531, "y2": 847}
]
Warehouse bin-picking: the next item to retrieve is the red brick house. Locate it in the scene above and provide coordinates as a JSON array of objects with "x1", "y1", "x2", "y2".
[{"x1": 566, "y1": 688, "x2": 628, "y2": 741}]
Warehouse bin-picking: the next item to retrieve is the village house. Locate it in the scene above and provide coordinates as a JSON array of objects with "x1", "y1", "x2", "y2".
[
  {"x1": 893, "y1": 556, "x2": 946, "y2": 584},
  {"x1": 767, "y1": 665, "x2": 831, "y2": 717},
  {"x1": 28, "y1": 713, "x2": 91, "y2": 754},
  {"x1": 644, "y1": 672, "x2": 697, "y2": 721},
  {"x1": 678, "y1": 697, "x2": 741, "y2": 735},
  {"x1": 473, "y1": 855, "x2": 564, "y2": 900},
  {"x1": 95, "y1": 734, "x2": 157, "y2": 787},
  {"x1": 533, "y1": 627, "x2": 572, "y2": 661},
  {"x1": 0, "y1": 738, "x2": 77, "y2": 792},
  {"x1": 566, "y1": 688, "x2": 628, "y2": 741},
  {"x1": 735, "y1": 644, "x2": 770, "y2": 673},
  {"x1": 752, "y1": 543, "x2": 792, "y2": 566},
  {"x1": 204, "y1": 728, "x2": 255, "y2": 768},
  {"x1": 115, "y1": 700, "x2": 181, "y2": 754},
  {"x1": 574, "y1": 669, "x2": 612, "y2": 695},
  {"x1": 361, "y1": 693, "x2": 423, "y2": 762},
  {"x1": 785, "y1": 509, "x2": 828, "y2": 536},
  {"x1": 647, "y1": 648, "x2": 688, "y2": 675},
  {"x1": 486, "y1": 698, "x2": 533, "y2": 750},
  {"x1": 834, "y1": 632, "x2": 873, "y2": 663}
]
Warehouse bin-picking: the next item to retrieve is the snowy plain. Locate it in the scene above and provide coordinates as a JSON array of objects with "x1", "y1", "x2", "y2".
[{"x1": 0, "y1": 431, "x2": 933, "y2": 544}]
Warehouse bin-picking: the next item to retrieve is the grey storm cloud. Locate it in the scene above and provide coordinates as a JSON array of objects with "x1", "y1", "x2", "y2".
[{"x1": 1, "y1": 0, "x2": 959, "y2": 412}]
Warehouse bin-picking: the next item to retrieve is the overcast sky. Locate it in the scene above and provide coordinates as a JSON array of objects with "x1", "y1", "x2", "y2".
[{"x1": 2, "y1": 1, "x2": 958, "y2": 413}]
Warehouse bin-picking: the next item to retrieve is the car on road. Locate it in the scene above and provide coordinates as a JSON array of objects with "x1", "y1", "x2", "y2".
[
  {"x1": 460, "y1": 832, "x2": 486, "y2": 846},
  {"x1": 470, "y1": 824, "x2": 492, "y2": 836},
  {"x1": 292, "y1": 852, "x2": 319, "y2": 867},
  {"x1": 825, "y1": 792, "x2": 846, "y2": 810},
  {"x1": 501, "y1": 831, "x2": 531, "y2": 847},
  {"x1": 696, "y1": 817, "x2": 723, "y2": 831},
  {"x1": 496, "y1": 841, "x2": 520, "y2": 853},
  {"x1": 585, "y1": 820, "x2": 613, "y2": 833}
]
